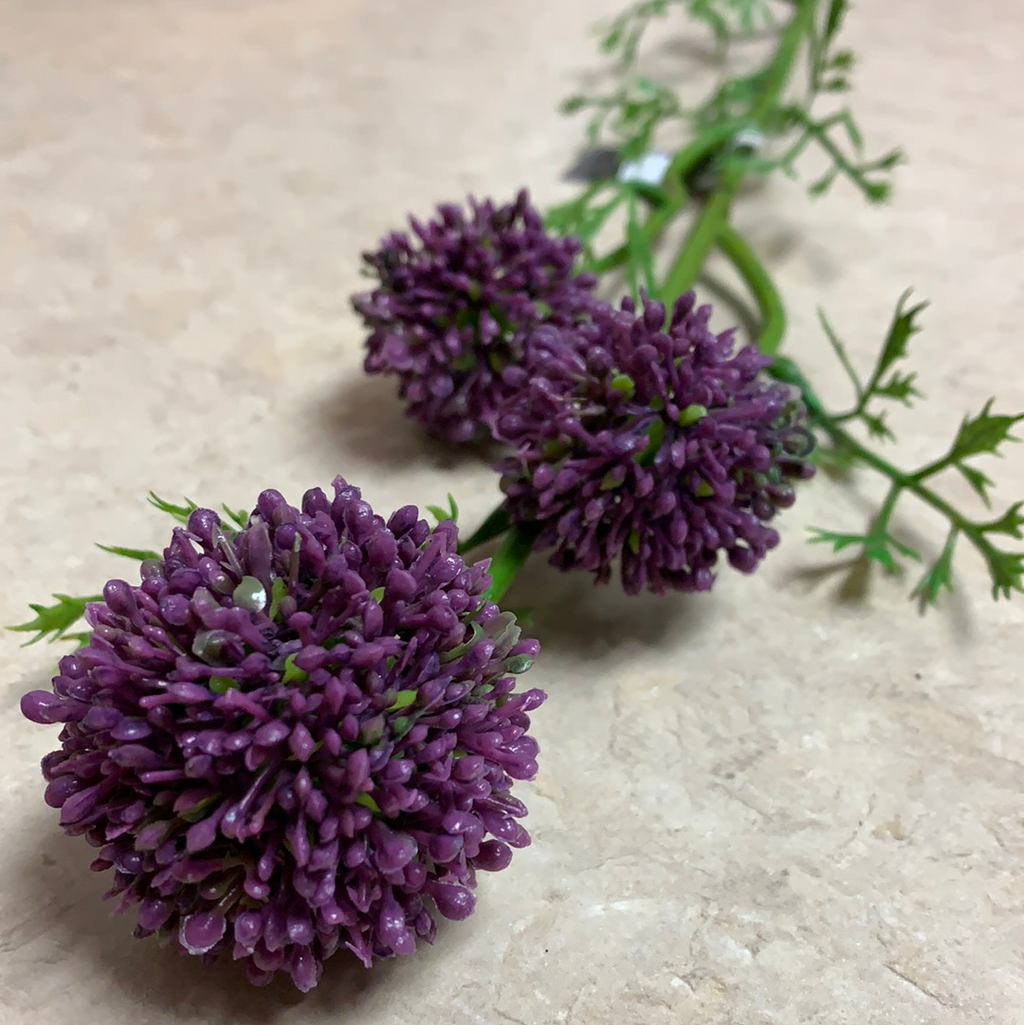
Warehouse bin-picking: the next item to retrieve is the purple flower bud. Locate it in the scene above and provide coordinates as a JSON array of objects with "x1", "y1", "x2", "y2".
[
  {"x1": 426, "y1": 882, "x2": 475, "y2": 921},
  {"x1": 475, "y1": 839, "x2": 513, "y2": 872},
  {"x1": 21, "y1": 477, "x2": 544, "y2": 991},
  {"x1": 180, "y1": 909, "x2": 227, "y2": 955}
]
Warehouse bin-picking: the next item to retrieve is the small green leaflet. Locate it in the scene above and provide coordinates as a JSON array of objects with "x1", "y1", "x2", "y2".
[
  {"x1": 957, "y1": 464, "x2": 995, "y2": 507},
  {"x1": 807, "y1": 527, "x2": 921, "y2": 573},
  {"x1": 981, "y1": 501, "x2": 1024, "y2": 539},
  {"x1": 948, "y1": 399, "x2": 1024, "y2": 463},
  {"x1": 148, "y1": 492, "x2": 248, "y2": 536},
  {"x1": 861, "y1": 410, "x2": 895, "y2": 443},
  {"x1": 869, "y1": 289, "x2": 927, "y2": 395},
  {"x1": 808, "y1": 293, "x2": 1024, "y2": 608},
  {"x1": 9, "y1": 593, "x2": 102, "y2": 646},
  {"x1": 910, "y1": 530, "x2": 957, "y2": 608},
  {"x1": 147, "y1": 492, "x2": 199, "y2": 524},
  {"x1": 577, "y1": 192, "x2": 626, "y2": 251},
  {"x1": 872, "y1": 371, "x2": 920, "y2": 406},
  {"x1": 221, "y1": 504, "x2": 250, "y2": 530},
  {"x1": 824, "y1": 0, "x2": 849, "y2": 43},
  {"x1": 985, "y1": 548, "x2": 1024, "y2": 601},
  {"x1": 387, "y1": 690, "x2": 417, "y2": 712},
  {"x1": 806, "y1": 528, "x2": 866, "y2": 554},
  {"x1": 425, "y1": 493, "x2": 460, "y2": 525},
  {"x1": 281, "y1": 653, "x2": 308, "y2": 685},
  {"x1": 96, "y1": 543, "x2": 162, "y2": 562}
]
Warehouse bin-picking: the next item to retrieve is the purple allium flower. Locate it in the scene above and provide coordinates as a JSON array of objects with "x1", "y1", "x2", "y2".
[
  {"x1": 352, "y1": 189, "x2": 596, "y2": 443},
  {"x1": 496, "y1": 293, "x2": 815, "y2": 595},
  {"x1": 20, "y1": 478, "x2": 544, "y2": 992}
]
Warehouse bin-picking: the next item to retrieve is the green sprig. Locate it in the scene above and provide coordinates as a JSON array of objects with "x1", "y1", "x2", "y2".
[
  {"x1": 11, "y1": 491, "x2": 249, "y2": 649},
  {"x1": 8, "y1": 593, "x2": 101, "y2": 647},
  {"x1": 559, "y1": 0, "x2": 900, "y2": 289},
  {"x1": 797, "y1": 296, "x2": 1024, "y2": 607}
]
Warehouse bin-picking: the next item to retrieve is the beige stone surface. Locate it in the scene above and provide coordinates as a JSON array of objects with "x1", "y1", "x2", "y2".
[{"x1": 1, "y1": 1, "x2": 1022, "y2": 1022}]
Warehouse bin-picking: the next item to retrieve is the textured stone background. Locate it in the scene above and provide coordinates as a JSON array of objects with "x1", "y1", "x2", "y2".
[{"x1": 1, "y1": 2, "x2": 1022, "y2": 1023}]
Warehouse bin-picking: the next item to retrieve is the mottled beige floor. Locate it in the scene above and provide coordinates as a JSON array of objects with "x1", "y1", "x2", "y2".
[{"x1": 1, "y1": 2, "x2": 1023, "y2": 1023}]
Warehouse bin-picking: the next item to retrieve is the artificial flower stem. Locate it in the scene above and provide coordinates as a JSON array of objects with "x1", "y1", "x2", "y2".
[
  {"x1": 716, "y1": 223, "x2": 786, "y2": 357},
  {"x1": 659, "y1": 0, "x2": 821, "y2": 301},
  {"x1": 588, "y1": 120, "x2": 745, "y2": 276},
  {"x1": 659, "y1": 187, "x2": 735, "y2": 302},
  {"x1": 457, "y1": 504, "x2": 511, "y2": 556},
  {"x1": 484, "y1": 522, "x2": 543, "y2": 603}
]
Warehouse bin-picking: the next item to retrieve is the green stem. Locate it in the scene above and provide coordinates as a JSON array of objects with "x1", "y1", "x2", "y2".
[
  {"x1": 661, "y1": 0, "x2": 821, "y2": 300},
  {"x1": 716, "y1": 223, "x2": 786, "y2": 356},
  {"x1": 484, "y1": 522, "x2": 543, "y2": 603},
  {"x1": 870, "y1": 480, "x2": 902, "y2": 537},
  {"x1": 588, "y1": 120, "x2": 745, "y2": 276},
  {"x1": 457, "y1": 504, "x2": 511, "y2": 556}
]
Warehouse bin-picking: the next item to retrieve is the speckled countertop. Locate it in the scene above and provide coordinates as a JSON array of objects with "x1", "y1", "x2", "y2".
[{"x1": 1, "y1": 2, "x2": 1022, "y2": 1023}]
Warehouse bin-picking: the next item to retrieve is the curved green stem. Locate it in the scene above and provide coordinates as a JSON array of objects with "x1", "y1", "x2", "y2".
[
  {"x1": 716, "y1": 223, "x2": 786, "y2": 356},
  {"x1": 661, "y1": 186, "x2": 736, "y2": 301},
  {"x1": 484, "y1": 522, "x2": 542, "y2": 603},
  {"x1": 661, "y1": 0, "x2": 821, "y2": 301}
]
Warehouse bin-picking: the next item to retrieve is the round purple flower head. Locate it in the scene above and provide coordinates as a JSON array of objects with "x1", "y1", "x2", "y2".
[
  {"x1": 496, "y1": 293, "x2": 815, "y2": 594},
  {"x1": 352, "y1": 190, "x2": 596, "y2": 443},
  {"x1": 21, "y1": 478, "x2": 544, "y2": 992}
]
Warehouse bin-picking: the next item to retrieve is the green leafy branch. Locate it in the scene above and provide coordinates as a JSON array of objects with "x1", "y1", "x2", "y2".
[
  {"x1": 752, "y1": 105, "x2": 903, "y2": 203},
  {"x1": 786, "y1": 297, "x2": 1024, "y2": 607},
  {"x1": 561, "y1": 75, "x2": 688, "y2": 160},
  {"x1": 8, "y1": 492, "x2": 252, "y2": 647},
  {"x1": 808, "y1": 0, "x2": 853, "y2": 90},
  {"x1": 556, "y1": 0, "x2": 899, "y2": 294},
  {"x1": 554, "y1": 1, "x2": 786, "y2": 248},
  {"x1": 702, "y1": 1, "x2": 901, "y2": 203}
]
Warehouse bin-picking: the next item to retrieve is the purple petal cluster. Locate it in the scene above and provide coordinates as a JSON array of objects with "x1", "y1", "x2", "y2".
[
  {"x1": 496, "y1": 293, "x2": 815, "y2": 594},
  {"x1": 352, "y1": 190, "x2": 596, "y2": 443},
  {"x1": 21, "y1": 478, "x2": 544, "y2": 992}
]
